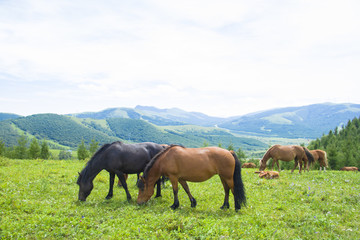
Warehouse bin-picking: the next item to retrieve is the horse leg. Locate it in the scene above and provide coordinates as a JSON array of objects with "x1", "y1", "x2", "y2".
[
  {"x1": 179, "y1": 180, "x2": 197, "y2": 208},
  {"x1": 169, "y1": 178, "x2": 180, "y2": 210},
  {"x1": 219, "y1": 177, "x2": 230, "y2": 209},
  {"x1": 271, "y1": 159, "x2": 275, "y2": 171},
  {"x1": 106, "y1": 172, "x2": 115, "y2": 199},
  {"x1": 275, "y1": 159, "x2": 281, "y2": 172},
  {"x1": 154, "y1": 178, "x2": 162, "y2": 198},
  {"x1": 291, "y1": 158, "x2": 298, "y2": 173},
  {"x1": 115, "y1": 170, "x2": 131, "y2": 201}
]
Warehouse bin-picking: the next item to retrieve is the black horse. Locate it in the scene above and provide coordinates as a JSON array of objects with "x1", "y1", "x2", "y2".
[{"x1": 77, "y1": 141, "x2": 166, "y2": 201}]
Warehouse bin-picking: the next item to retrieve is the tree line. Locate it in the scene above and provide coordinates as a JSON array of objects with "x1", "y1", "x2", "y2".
[
  {"x1": 307, "y1": 116, "x2": 360, "y2": 169},
  {"x1": 0, "y1": 136, "x2": 99, "y2": 160}
]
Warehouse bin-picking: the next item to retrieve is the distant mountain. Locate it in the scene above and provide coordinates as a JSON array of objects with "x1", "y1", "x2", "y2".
[
  {"x1": 69, "y1": 105, "x2": 225, "y2": 127},
  {"x1": 0, "y1": 113, "x2": 266, "y2": 152},
  {"x1": 0, "y1": 113, "x2": 21, "y2": 121},
  {"x1": 219, "y1": 103, "x2": 360, "y2": 138},
  {"x1": 2, "y1": 103, "x2": 360, "y2": 151}
]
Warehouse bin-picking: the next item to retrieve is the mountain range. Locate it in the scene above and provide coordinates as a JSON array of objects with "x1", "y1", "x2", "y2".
[
  {"x1": 1, "y1": 103, "x2": 360, "y2": 154},
  {"x1": 69, "y1": 103, "x2": 360, "y2": 138}
]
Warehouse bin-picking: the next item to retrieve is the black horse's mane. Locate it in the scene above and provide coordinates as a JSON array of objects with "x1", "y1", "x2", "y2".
[
  {"x1": 78, "y1": 142, "x2": 120, "y2": 183},
  {"x1": 142, "y1": 144, "x2": 185, "y2": 179}
]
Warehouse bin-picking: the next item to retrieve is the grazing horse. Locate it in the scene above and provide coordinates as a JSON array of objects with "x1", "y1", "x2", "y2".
[
  {"x1": 137, "y1": 145, "x2": 246, "y2": 211},
  {"x1": 309, "y1": 150, "x2": 328, "y2": 171},
  {"x1": 259, "y1": 145, "x2": 314, "y2": 173},
  {"x1": 340, "y1": 167, "x2": 359, "y2": 171},
  {"x1": 242, "y1": 162, "x2": 257, "y2": 168},
  {"x1": 77, "y1": 141, "x2": 166, "y2": 201}
]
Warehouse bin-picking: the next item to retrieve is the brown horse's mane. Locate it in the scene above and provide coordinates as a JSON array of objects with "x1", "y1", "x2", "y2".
[{"x1": 142, "y1": 144, "x2": 185, "y2": 179}]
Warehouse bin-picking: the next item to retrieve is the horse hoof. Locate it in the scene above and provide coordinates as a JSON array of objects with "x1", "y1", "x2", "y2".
[
  {"x1": 191, "y1": 198, "x2": 197, "y2": 208},
  {"x1": 170, "y1": 204, "x2": 179, "y2": 210},
  {"x1": 155, "y1": 194, "x2": 162, "y2": 198},
  {"x1": 105, "y1": 195, "x2": 113, "y2": 200},
  {"x1": 220, "y1": 204, "x2": 230, "y2": 209}
]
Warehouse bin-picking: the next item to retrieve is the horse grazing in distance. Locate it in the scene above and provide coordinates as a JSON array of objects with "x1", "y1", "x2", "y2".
[
  {"x1": 308, "y1": 150, "x2": 328, "y2": 171},
  {"x1": 340, "y1": 167, "x2": 359, "y2": 171},
  {"x1": 257, "y1": 171, "x2": 279, "y2": 179},
  {"x1": 137, "y1": 145, "x2": 246, "y2": 211},
  {"x1": 259, "y1": 145, "x2": 314, "y2": 173},
  {"x1": 242, "y1": 162, "x2": 257, "y2": 168},
  {"x1": 77, "y1": 141, "x2": 166, "y2": 201}
]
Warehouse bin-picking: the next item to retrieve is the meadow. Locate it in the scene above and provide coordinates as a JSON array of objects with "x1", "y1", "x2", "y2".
[{"x1": 0, "y1": 158, "x2": 359, "y2": 239}]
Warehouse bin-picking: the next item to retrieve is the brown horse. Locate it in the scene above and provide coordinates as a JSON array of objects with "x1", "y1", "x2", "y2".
[
  {"x1": 137, "y1": 145, "x2": 246, "y2": 211},
  {"x1": 309, "y1": 150, "x2": 328, "y2": 171},
  {"x1": 242, "y1": 162, "x2": 257, "y2": 168},
  {"x1": 340, "y1": 167, "x2": 359, "y2": 171},
  {"x1": 259, "y1": 145, "x2": 314, "y2": 173},
  {"x1": 258, "y1": 171, "x2": 279, "y2": 179}
]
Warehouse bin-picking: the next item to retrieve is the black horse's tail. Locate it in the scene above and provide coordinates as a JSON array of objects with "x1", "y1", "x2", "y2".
[
  {"x1": 303, "y1": 147, "x2": 314, "y2": 166},
  {"x1": 231, "y1": 151, "x2": 246, "y2": 211}
]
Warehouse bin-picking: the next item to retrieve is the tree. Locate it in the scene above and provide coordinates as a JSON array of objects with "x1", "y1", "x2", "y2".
[
  {"x1": 29, "y1": 137, "x2": 41, "y2": 159},
  {"x1": 58, "y1": 150, "x2": 72, "y2": 160},
  {"x1": 15, "y1": 135, "x2": 28, "y2": 159},
  {"x1": 77, "y1": 139, "x2": 89, "y2": 160},
  {"x1": 89, "y1": 138, "x2": 99, "y2": 156},
  {"x1": 227, "y1": 143, "x2": 234, "y2": 151},
  {"x1": 235, "y1": 147, "x2": 247, "y2": 160},
  {"x1": 40, "y1": 140, "x2": 50, "y2": 159},
  {"x1": 202, "y1": 141, "x2": 209, "y2": 147}
]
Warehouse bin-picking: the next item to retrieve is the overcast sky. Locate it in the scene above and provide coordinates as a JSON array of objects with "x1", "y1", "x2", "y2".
[{"x1": 1, "y1": 0, "x2": 359, "y2": 117}]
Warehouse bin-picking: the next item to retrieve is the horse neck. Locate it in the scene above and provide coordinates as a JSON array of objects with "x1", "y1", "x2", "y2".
[
  {"x1": 261, "y1": 149, "x2": 272, "y2": 164},
  {"x1": 146, "y1": 159, "x2": 162, "y2": 187},
  {"x1": 81, "y1": 164, "x2": 103, "y2": 183}
]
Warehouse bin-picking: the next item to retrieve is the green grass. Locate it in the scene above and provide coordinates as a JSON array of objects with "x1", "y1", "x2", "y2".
[{"x1": 1, "y1": 157, "x2": 359, "y2": 239}]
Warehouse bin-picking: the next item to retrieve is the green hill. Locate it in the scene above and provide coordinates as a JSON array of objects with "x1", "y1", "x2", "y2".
[{"x1": 0, "y1": 113, "x2": 267, "y2": 152}]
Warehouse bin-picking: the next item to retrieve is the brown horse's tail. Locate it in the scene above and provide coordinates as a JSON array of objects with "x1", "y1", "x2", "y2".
[
  {"x1": 324, "y1": 151, "x2": 328, "y2": 167},
  {"x1": 231, "y1": 152, "x2": 246, "y2": 210},
  {"x1": 303, "y1": 147, "x2": 314, "y2": 166}
]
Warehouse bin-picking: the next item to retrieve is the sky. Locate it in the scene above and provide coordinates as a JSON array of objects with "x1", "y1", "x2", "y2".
[{"x1": 1, "y1": 0, "x2": 360, "y2": 117}]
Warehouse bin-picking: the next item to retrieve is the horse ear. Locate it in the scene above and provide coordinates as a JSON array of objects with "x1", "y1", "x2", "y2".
[{"x1": 78, "y1": 172, "x2": 81, "y2": 176}]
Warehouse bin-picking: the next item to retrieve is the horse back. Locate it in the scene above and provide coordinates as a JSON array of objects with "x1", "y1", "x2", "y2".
[
  {"x1": 271, "y1": 145, "x2": 299, "y2": 161},
  {"x1": 103, "y1": 142, "x2": 162, "y2": 173},
  {"x1": 159, "y1": 146, "x2": 235, "y2": 182}
]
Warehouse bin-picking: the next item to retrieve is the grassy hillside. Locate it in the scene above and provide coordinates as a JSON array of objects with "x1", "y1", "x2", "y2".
[
  {"x1": 220, "y1": 103, "x2": 360, "y2": 138},
  {"x1": 0, "y1": 114, "x2": 267, "y2": 153},
  {"x1": 1, "y1": 158, "x2": 359, "y2": 239}
]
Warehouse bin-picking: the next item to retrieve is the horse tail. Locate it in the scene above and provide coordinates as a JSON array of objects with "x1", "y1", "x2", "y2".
[
  {"x1": 231, "y1": 151, "x2": 246, "y2": 210},
  {"x1": 324, "y1": 151, "x2": 328, "y2": 167},
  {"x1": 303, "y1": 147, "x2": 314, "y2": 165}
]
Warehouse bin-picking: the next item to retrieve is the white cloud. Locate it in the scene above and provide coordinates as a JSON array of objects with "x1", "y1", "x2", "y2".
[{"x1": 0, "y1": 0, "x2": 360, "y2": 117}]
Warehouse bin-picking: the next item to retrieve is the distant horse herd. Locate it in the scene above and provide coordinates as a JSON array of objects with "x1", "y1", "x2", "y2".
[{"x1": 77, "y1": 141, "x2": 358, "y2": 211}]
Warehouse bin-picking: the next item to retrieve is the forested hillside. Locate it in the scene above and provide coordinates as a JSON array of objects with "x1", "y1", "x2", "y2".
[
  {"x1": 1, "y1": 114, "x2": 119, "y2": 148},
  {"x1": 0, "y1": 113, "x2": 266, "y2": 152},
  {"x1": 308, "y1": 116, "x2": 360, "y2": 169}
]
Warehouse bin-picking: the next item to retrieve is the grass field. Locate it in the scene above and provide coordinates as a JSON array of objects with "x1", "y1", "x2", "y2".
[{"x1": 1, "y1": 157, "x2": 359, "y2": 239}]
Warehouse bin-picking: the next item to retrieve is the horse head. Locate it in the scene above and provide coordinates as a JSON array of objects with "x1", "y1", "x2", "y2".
[
  {"x1": 77, "y1": 172, "x2": 94, "y2": 201},
  {"x1": 259, "y1": 159, "x2": 267, "y2": 171},
  {"x1": 136, "y1": 175, "x2": 154, "y2": 205}
]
